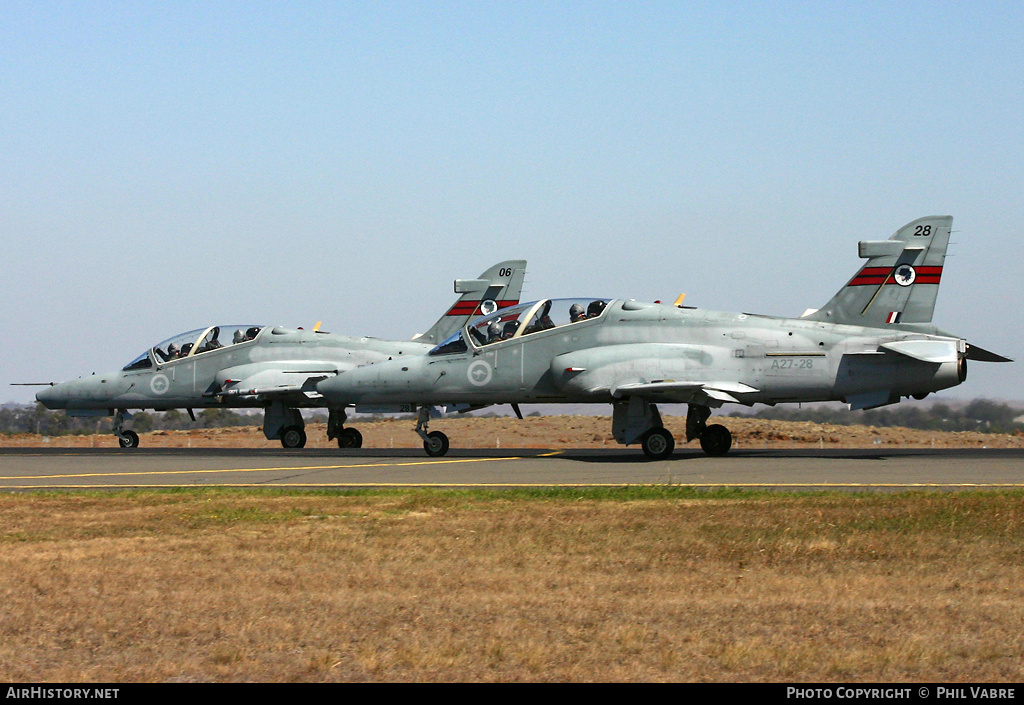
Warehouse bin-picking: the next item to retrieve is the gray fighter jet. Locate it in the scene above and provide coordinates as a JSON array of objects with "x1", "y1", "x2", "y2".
[
  {"x1": 33, "y1": 260, "x2": 527, "y2": 448},
  {"x1": 316, "y1": 216, "x2": 1011, "y2": 459}
]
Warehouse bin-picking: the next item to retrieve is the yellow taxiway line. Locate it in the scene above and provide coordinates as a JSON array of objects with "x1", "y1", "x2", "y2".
[
  {"x1": 0, "y1": 454, "x2": 544, "y2": 481},
  {"x1": 2, "y1": 451, "x2": 1023, "y2": 489},
  {"x1": 3, "y1": 481, "x2": 1024, "y2": 490}
]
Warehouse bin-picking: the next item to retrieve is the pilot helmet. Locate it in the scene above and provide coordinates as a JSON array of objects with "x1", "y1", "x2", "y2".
[
  {"x1": 488, "y1": 321, "x2": 502, "y2": 338},
  {"x1": 569, "y1": 303, "x2": 585, "y2": 321}
]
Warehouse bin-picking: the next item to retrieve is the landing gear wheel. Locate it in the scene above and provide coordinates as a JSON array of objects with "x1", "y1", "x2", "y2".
[
  {"x1": 699, "y1": 424, "x2": 732, "y2": 457},
  {"x1": 118, "y1": 430, "x2": 140, "y2": 449},
  {"x1": 337, "y1": 427, "x2": 363, "y2": 449},
  {"x1": 640, "y1": 427, "x2": 675, "y2": 460},
  {"x1": 423, "y1": 431, "x2": 449, "y2": 457},
  {"x1": 280, "y1": 425, "x2": 307, "y2": 449}
]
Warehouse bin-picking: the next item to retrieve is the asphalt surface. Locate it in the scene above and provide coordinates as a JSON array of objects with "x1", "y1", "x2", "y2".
[{"x1": 1, "y1": 447, "x2": 1023, "y2": 490}]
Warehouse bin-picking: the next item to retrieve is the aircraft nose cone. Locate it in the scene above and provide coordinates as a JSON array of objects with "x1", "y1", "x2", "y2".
[
  {"x1": 35, "y1": 384, "x2": 63, "y2": 409},
  {"x1": 317, "y1": 373, "x2": 362, "y2": 402},
  {"x1": 316, "y1": 376, "x2": 340, "y2": 397}
]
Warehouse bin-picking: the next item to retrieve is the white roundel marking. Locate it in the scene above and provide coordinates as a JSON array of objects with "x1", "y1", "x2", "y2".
[
  {"x1": 894, "y1": 264, "x2": 917, "y2": 287},
  {"x1": 467, "y1": 359, "x2": 493, "y2": 386},
  {"x1": 150, "y1": 374, "x2": 170, "y2": 395},
  {"x1": 479, "y1": 299, "x2": 498, "y2": 316}
]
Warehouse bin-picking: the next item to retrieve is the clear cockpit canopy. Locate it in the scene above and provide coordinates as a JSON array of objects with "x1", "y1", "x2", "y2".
[
  {"x1": 429, "y1": 299, "x2": 610, "y2": 356},
  {"x1": 123, "y1": 325, "x2": 264, "y2": 370}
]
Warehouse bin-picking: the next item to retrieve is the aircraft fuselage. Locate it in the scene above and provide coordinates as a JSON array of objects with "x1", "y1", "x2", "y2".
[
  {"x1": 37, "y1": 327, "x2": 434, "y2": 413},
  {"x1": 317, "y1": 299, "x2": 966, "y2": 411}
]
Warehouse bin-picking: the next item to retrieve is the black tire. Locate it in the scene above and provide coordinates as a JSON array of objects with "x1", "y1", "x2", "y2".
[
  {"x1": 337, "y1": 427, "x2": 363, "y2": 449},
  {"x1": 699, "y1": 424, "x2": 732, "y2": 457},
  {"x1": 280, "y1": 425, "x2": 307, "y2": 449},
  {"x1": 640, "y1": 427, "x2": 675, "y2": 460},
  {"x1": 118, "y1": 430, "x2": 140, "y2": 449},
  {"x1": 423, "y1": 430, "x2": 449, "y2": 457}
]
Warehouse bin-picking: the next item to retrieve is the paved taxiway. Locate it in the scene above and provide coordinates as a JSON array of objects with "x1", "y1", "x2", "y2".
[{"x1": 1, "y1": 447, "x2": 1023, "y2": 490}]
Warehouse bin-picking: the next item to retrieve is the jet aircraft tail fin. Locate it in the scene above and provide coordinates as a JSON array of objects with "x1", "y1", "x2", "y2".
[
  {"x1": 803, "y1": 216, "x2": 952, "y2": 327},
  {"x1": 414, "y1": 260, "x2": 527, "y2": 344}
]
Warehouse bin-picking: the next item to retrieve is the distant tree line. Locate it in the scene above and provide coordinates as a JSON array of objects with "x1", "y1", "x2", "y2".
[{"x1": 728, "y1": 399, "x2": 1024, "y2": 434}]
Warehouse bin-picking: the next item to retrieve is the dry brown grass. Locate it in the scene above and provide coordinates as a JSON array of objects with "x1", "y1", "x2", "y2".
[
  {"x1": 5, "y1": 415, "x2": 1024, "y2": 450},
  {"x1": 0, "y1": 489, "x2": 1022, "y2": 682}
]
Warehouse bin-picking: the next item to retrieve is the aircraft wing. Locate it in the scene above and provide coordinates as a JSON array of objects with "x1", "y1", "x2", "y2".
[
  {"x1": 213, "y1": 367, "x2": 338, "y2": 401},
  {"x1": 553, "y1": 344, "x2": 760, "y2": 407},
  {"x1": 609, "y1": 380, "x2": 759, "y2": 407}
]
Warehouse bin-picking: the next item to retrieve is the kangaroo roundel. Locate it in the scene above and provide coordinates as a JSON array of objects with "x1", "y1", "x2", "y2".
[
  {"x1": 150, "y1": 374, "x2": 170, "y2": 395},
  {"x1": 467, "y1": 359, "x2": 493, "y2": 386}
]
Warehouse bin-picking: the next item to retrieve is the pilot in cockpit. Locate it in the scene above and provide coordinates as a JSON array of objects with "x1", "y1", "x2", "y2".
[
  {"x1": 233, "y1": 329, "x2": 245, "y2": 344},
  {"x1": 199, "y1": 327, "x2": 223, "y2": 354},
  {"x1": 524, "y1": 300, "x2": 555, "y2": 335},
  {"x1": 487, "y1": 321, "x2": 503, "y2": 344},
  {"x1": 570, "y1": 303, "x2": 587, "y2": 322}
]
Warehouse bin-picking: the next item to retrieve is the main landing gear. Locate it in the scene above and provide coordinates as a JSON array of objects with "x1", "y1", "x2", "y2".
[
  {"x1": 327, "y1": 408, "x2": 363, "y2": 449},
  {"x1": 370, "y1": 402, "x2": 733, "y2": 460},
  {"x1": 613, "y1": 397, "x2": 677, "y2": 460},
  {"x1": 266, "y1": 403, "x2": 364, "y2": 450},
  {"x1": 685, "y1": 404, "x2": 733, "y2": 457},
  {"x1": 280, "y1": 425, "x2": 307, "y2": 449},
  {"x1": 612, "y1": 398, "x2": 734, "y2": 459},
  {"x1": 639, "y1": 427, "x2": 675, "y2": 460}
]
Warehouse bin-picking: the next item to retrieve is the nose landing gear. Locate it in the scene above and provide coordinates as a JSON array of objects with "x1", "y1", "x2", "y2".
[
  {"x1": 113, "y1": 410, "x2": 140, "y2": 449},
  {"x1": 414, "y1": 406, "x2": 449, "y2": 457}
]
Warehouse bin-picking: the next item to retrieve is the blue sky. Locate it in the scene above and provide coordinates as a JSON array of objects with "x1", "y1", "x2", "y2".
[{"x1": 3, "y1": 1, "x2": 1022, "y2": 404}]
